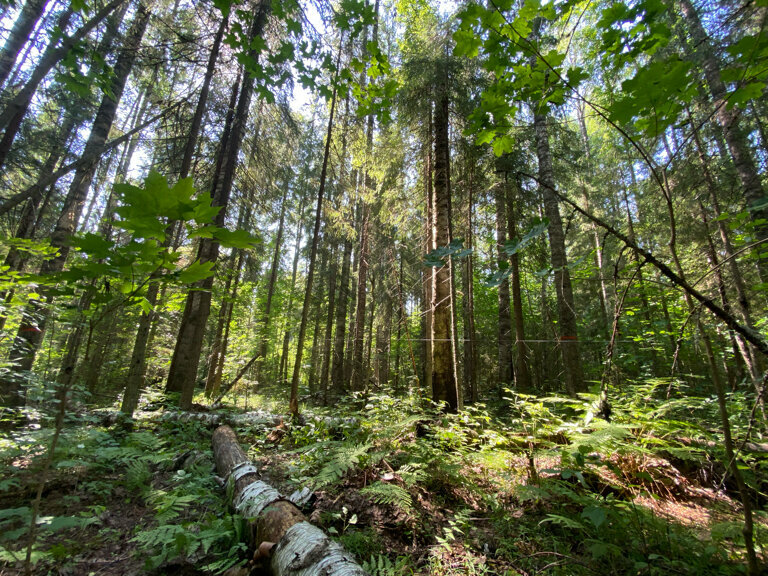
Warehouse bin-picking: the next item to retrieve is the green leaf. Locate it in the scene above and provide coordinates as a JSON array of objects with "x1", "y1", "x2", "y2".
[
  {"x1": 212, "y1": 228, "x2": 260, "y2": 249},
  {"x1": 503, "y1": 218, "x2": 549, "y2": 256},
  {"x1": 177, "y1": 261, "x2": 215, "y2": 284},
  {"x1": 728, "y1": 82, "x2": 765, "y2": 108},
  {"x1": 68, "y1": 233, "x2": 113, "y2": 260},
  {"x1": 492, "y1": 135, "x2": 514, "y2": 156},
  {"x1": 581, "y1": 506, "x2": 607, "y2": 529}
]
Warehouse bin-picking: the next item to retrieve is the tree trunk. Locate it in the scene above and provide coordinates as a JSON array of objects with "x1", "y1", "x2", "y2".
[
  {"x1": 254, "y1": 184, "x2": 288, "y2": 383},
  {"x1": 0, "y1": 0, "x2": 127, "y2": 168},
  {"x1": 211, "y1": 425, "x2": 366, "y2": 575},
  {"x1": 319, "y1": 244, "x2": 338, "y2": 403},
  {"x1": 288, "y1": 67, "x2": 339, "y2": 415},
  {"x1": 0, "y1": 114, "x2": 75, "y2": 332},
  {"x1": 495, "y1": 183, "x2": 513, "y2": 387},
  {"x1": 350, "y1": 204, "x2": 370, "y2": 392},
  {"x1": 6, "y1": 4, "x2": 149, "y2": 381},
  {"x1": 462, "y1": 156, "x2": 478, "y2": 402},
  {"x1": 507, "y1": 177, "x2": 532, "y2": 392},
  {"x1": 533, "y1": 112, "x2": 584, "y2": 395},
  {"x1": 431, "y1": 95, "x2": 459, "y2": 411},
  {"x1": 122, "y1": 11, "x2": 226, "y2": 414},
  {"x1": 179, "y1": 9, "x2": 228, "y2": 180},
  {"x1": 166, "y1": 0, "x2": 271, "y2": 409},
  {"x1": 331, "y1": 236, "x2": 352, "y2": 393},
  {"x1": 423, "y1": 111, "x2": 434, "y2": 397},
  {"x1": 0, "y1": 0, "x2": 48, "y2": 90},
  {"x1": 576, "y1": 102, "x2": 610, "y2": 331},
  {"x1": 689, "y1": 114, "x2": 763, "y2": 384},
  {"x1": 678, "y1": 0, "x2": 768, "y2": 280}
]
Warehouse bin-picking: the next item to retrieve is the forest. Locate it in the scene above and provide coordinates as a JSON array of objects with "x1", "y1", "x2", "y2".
[{"x1": 0, "y1": 0, "x2": 766, "y2": 573}]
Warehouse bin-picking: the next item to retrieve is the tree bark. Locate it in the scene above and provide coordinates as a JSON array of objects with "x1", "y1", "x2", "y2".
[
  {"x1": 495, "y1": 183, "x2": 513, "y2": 387},
  {"x1": 289, "y1": 63, "x2": 340, "y2": 415},
  {"x1": 212, "y1": 425, "x2": 366, "y2": 575},
  {"x1": 0, "y1": 0, "x2": 127, "y2": 169},
  {"x1": 507, "y1": 177, "x2": 532, "y2": 392},
  {"x1": 678, "y1": 0, "x2": 768, "y2": 280},
  {"x1": 431, "y1": 95, "x2": 459, "y2": 411},
  {"x1": 0, "y1": 0, "x2": 48, "y2": 90},
  {"x1": 462, "y1": 157, "x2": 478, "y2": 402},
  {"x1": 331, "y1": 236, "x2": 352, "y2": 393},
  {"x1": 166, "y1": 0, "x2": 271, "y2": 409},
  {"x1": 533, "y1": 112, "x2": 584, "y2": 395},
  {"x1": 6, "y1": 4, "x2": 149, "y2": 383},
  {"x1": 320, "y1": 245, "x2": 338, "y2": 403}
]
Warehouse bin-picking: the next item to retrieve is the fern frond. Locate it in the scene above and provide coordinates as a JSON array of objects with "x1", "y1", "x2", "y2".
[
  {"x1": 314, "y1": 442, "x2": 372, "y2": 488},
  {"x1": 360, "y1": 481, "x2": 413, "y2": 515}
]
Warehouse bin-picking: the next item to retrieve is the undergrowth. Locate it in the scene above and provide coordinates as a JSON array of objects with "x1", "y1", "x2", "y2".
[
  {"x1": 0, "y1": 379, "x2": 764, "y2": 574},
  {"x1": 260, "y1": 382, "x2": 765, "y2": 575}
]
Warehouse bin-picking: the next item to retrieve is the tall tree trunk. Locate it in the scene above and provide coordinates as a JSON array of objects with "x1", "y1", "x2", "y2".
[
  {"x1": 431, "y1": 94, "x2": 459, "y2": 411},
  {"x1": 122, "y1": 10, "x2": 226, "y2": 415},
  {"x1": 576, "y1": 102, "x2": 610, "y2": 330},
  {"x1": 0, "y1": 0, "x2": 48, "y2": 89},
  {"x1": 423, "y1": 111, "x2": 434, "y2": 397},
  {"x1": 0, "y1": 0, "x2": 127, "y2": 168},
  {"x1": 0, "y1": 113, "x2": 75, "y2": 331},
  {"x1": 213, "y1": 248, "x2": 246, "y2": 397},
  {"x1": 678, "y1": 0, "x2": 768, "y2": 280},
  {"x1": 533, "y1": 112, "x2": 584, "y2": 394},
  {"x1": 319, "y1": 244, "x2": 338, "y2": 403},
  {"x1": 289, "y1": 66, "x2": 340, "y2": 413},
  {"x1": 6, "y1": 4, "x2": 149, "y2": 384},
  {"x1": 179, "y1": 8, "x2": 228, "y2": 180},
  {"x1": 351, "y1": 208, "x2": 370, "y2": 391},
  {"x1": 205, "y1": 250, "x2": 239, "y2": 397},
  {"x1": 166, "y1": 0, "x2": 271, "y2": 409},
  {"x1": 689, "y1": 114, "x2": 764, "y2": 384},
  {"x1": 365, "y1": 271, "x2": 377, "y2": 383},
  {"x1": 254, "y1": 185, "x2": 288, "y2": 383},
  {"x1": 331, "y1": 236, "x2": 352, "y2": 392},
  {"x1": 278, "y1": 192, "x2": 308, "y2": 387},
  {"x1": 495, "y1": 182, "x2": 513, "y2": 387},
  {"x1": 462, "y1": 159, "x2": 478, "y2": 402},
  {"x1": 508, "y1": 177, "x2": 532, "y2": 392}
]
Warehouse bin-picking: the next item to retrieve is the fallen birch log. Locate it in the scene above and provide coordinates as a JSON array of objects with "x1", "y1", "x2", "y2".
[
  {"x1": 212, "y1": 425, "x2": 368, "y2": 575},
  {"x1": 93, "y1": 406, "x2": 358, "y2": 431}
]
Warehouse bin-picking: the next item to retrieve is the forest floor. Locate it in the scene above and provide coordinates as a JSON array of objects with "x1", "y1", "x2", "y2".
[{"x1": 0, "y1": 383, "x2": 765, "y2": 575}]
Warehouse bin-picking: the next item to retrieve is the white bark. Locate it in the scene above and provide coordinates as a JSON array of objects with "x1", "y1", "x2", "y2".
[{"x1": 272, "y1": 521, "x2": 368, "y2": 576}]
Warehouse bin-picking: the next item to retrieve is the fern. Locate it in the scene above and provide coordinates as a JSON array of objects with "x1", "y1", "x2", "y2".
[
  {"x1": 360, "y1": 482, "x2": 413, "y2": 515},
  {"x1": 148, "y1": 490, "x2": 196, "y2": 524},
  {"x1": 314, "y1": 442, "x2": 373, "y2": 487},
  {"x1": 124, "y1": 459, "x2": 152, "y2": 495},
  {"x1": 397, "y1": 463, "x2": 427, "y2": 487}
]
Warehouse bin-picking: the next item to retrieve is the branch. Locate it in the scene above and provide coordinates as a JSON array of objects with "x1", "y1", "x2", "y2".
[
  {"x1": 518, "y1": 170, "x2": 768, "y2": 357},
  {"x1": 0, "y1": 98, "x2": 188, "y2": 217}
]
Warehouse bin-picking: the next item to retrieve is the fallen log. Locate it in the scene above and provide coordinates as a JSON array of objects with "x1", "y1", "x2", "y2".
[
  {"x1": 676, "y1": 436, "x2": 768, "y2": 455},
  {"x1": 212, "y1": 425, "x2": 367, "y2": 575}
]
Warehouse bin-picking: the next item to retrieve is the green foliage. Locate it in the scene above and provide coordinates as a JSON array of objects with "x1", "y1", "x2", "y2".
[
  {"x1": 423, "y1": 238, "x2": 472, "y2": 267},
  {"x1": 314, "y1": 441, "x2": 374, "y2": 488},
  {"x1": 360, "y1": 482, "x2": 413, "y2": 515},
  {"x1": 362, "y1": 553, "x2": 411, "y2": 576}
]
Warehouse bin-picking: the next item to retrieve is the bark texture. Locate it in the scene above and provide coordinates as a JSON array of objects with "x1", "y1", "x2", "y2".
[
  {"x1": 166, "y1": 0, "x2": 270, "y2": 409},
  {"x1": 6, "y1": 4, "x2": 149, "y2": 381},
  {"x1": 678, "y1": 0, "x2": 768, "y2": 279},
  {"x1": 534, "y1": 112, "x2": 584, "y2": 395},
  {"x1": 431, "y1": 95, "x2": 459, "y2": 411},
  {"x1": 495, "y1": 183, "x2": 513, "y2": 386},
  {"x1": 0, "y1": 0, "x2": 48, "y2": 89},
  {"x1": 211, "y1": 425, "x2": 366, "y2": 575}
]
